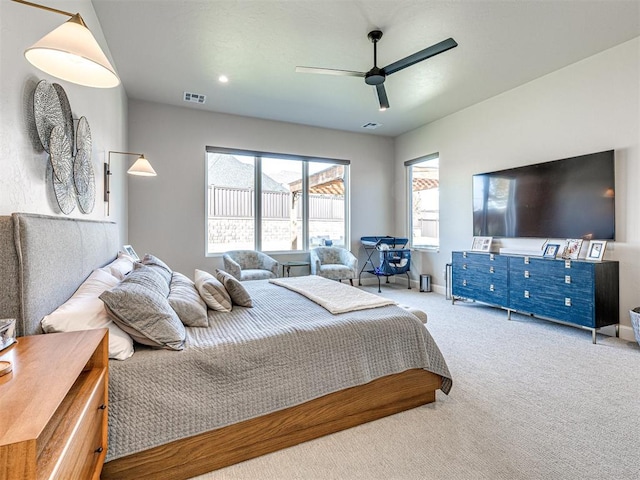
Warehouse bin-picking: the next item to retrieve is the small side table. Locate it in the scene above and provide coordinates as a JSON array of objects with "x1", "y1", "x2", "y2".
[{"x1": 282, "y1": 261, "x2": 310, "y2": 277}]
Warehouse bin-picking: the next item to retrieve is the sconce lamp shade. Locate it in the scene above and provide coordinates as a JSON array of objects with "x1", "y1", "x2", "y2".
[
  {"x1": 128, "y1": 155, "x2": 157, "y2": 176},
  {"x1": 24, "y1": 13, "x2": 120, "y2": 88}
]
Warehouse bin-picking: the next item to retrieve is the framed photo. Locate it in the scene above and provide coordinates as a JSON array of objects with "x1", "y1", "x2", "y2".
[
  {"x1": 471, "y1": 236, "x2": 493, "y2": 252},
  {"x1": 586, "y1": 240, "x2": 607, "y2": 261},
  {"x1": 543, "y1": 243, "x2": 560, "y2": 258},
  {"x1": 561, "y1": 239, "x2": 583, "y2": 260},
  {"x1": 122, "y1": 244, "x2": 139, "y2": 261}
]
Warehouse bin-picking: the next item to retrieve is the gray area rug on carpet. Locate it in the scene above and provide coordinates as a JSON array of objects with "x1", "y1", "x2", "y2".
[{"x1": 192, "y1": 285, "x2": 640, "y2": 480}]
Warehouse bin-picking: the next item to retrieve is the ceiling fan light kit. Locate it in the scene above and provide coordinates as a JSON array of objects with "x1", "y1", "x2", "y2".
[{"x1": 296, "y1": 30, "x2": 457, "y2": 110}]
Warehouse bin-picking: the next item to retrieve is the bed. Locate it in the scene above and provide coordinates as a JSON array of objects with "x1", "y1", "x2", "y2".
[{"x1": 0, "y1": 213, "x2": 451, "y2": 480}]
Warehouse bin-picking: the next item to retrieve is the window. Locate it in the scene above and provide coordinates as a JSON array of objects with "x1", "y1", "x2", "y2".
[
  {"x1": 207, "y1": 147, "x2": 349, "y2": 254},
  {"x1": 406, "y1": 154, "x2": 439, "y2": 248}
]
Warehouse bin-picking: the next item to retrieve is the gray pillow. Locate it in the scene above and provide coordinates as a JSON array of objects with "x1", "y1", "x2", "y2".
[
  {"x1": 168, "y1": 272, "x2": 208, "y2": 327},
  {"x1": 195, "y1": 269, "x2": 232, "y2": 312},
  {"x1": 215, "y1": 269, "x2": 253, "y2": 307},
  {"x1": 100, "y1": 265, "x2": 186, "y2": 350},
  {"x1": 141, "y1": 253, "x2": 173, "y2": 284},
  {"x1": 131, "y1": 262, "x2": 171, "y2": 297}
]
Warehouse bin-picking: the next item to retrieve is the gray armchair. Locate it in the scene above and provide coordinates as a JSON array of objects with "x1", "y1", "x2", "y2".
[
  {"x1": 222, "y1": 250, "x2": 279, "y2": 281},
  {"x1": 310, "y1": 247, "x2": 358, "y2": 285}
]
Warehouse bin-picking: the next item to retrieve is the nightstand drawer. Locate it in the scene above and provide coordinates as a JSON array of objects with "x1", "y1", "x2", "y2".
[{"x1": 47, "y1": 369, "x2": 107, "y2": 479}]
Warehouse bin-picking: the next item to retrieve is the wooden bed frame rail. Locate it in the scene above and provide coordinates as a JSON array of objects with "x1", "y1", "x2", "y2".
[{"x1": 101, "y1": 369, "x2": 442, "y2": 480}]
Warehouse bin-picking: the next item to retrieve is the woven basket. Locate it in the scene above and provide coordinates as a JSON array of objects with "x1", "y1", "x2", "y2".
[{"x1": 630, "y1": 308, "x2": 640, "y2": 345}]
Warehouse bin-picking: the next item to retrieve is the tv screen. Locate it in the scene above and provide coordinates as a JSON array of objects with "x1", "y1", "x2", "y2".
[{"x1": 473, "y1": 150, "x2": 615, "y2": 240}]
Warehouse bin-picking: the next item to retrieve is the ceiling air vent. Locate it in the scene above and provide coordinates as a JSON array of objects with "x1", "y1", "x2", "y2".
[
  {"x1": 361, "y1": 122, "x2": 381, "y2": 130},
  {"x1": 183, "y1": 92, "x2": 206, "y2": 104}
]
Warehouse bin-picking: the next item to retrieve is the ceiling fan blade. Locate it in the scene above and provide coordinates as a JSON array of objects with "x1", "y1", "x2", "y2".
[
  {"x1": 382, "y1": 37, "x2": 458, "y2": 76},
  {"x1": 295, "y1": 66, "x2": 365, "y2": 77},
  {"x1": 376, "y1": 84, "x2": 390, "y2": 110}
]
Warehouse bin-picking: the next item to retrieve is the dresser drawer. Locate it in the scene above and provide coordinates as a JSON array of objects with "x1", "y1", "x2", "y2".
[{"x1": 38, "y1": 369, "x2": 107, "y2": 480}]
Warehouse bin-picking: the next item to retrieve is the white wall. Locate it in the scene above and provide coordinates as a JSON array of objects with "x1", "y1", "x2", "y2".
[
  {"x1": 0, "y1": 0, "x2": 129, "y2": 242},
  {"x1": 395, "y1": 38, "x2": 640, "y2": 336},
  {"x1": 127, "y1": 99, "x2": 395, "y2": 276}
]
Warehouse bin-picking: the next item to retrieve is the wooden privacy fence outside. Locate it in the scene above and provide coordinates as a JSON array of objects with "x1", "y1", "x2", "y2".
[{"x1": 208, "y1": 186, "x2": 344, "y2": 220}]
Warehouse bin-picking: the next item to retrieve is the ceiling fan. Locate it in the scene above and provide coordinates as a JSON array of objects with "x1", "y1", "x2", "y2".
[{"x1": 296, "y1": 30, "x2": 458, "y2": 110}]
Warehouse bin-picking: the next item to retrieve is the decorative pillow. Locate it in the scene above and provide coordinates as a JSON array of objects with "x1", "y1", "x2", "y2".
[
  {"x1": 195, "y1": 269, "x2": 232, "y2": 312},
  {"x1": 101, "y1": 251, "x2": 137, "y2": 281},
  {"x1": 100, "y1": 265, "x2": 186, "y2": 351},
  {"x1": 141, "y1": 253, "x2": 173, "y2": 283},
  {"x1": 130, "y1": 263, "x2": 171, "y2": 297},
  {"x1": 168, "y1": 272, "x2": 208, "y2": 327},
  {"x1": 41, "y1": 268, "x2": 134, "y2": 360},
  {"x1": 215, "y1": 269, "x2": 253, "y2": 307}
]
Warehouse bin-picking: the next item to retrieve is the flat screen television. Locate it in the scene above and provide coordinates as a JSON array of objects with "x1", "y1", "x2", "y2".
[{"x1": 473, "y1": 150, "x2": 615, "y2": 240}]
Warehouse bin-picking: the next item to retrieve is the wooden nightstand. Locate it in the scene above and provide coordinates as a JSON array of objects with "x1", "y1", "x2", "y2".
[{"x1": 0, "y1": 329, "x2": 109, "y2": 480}]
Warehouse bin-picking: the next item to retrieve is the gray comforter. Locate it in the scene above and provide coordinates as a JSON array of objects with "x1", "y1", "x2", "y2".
[{"x1": 106, "y1": 280, "x2": 452, "y2": 461}]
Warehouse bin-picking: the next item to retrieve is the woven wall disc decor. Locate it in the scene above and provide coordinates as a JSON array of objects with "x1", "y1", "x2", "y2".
[
  {"x1": 49, "y1": 125, "x2": 76, "y2": 214},
  {"x1": 33, "y1": 80, "x2": 64, "y2": 153},
  {"x1": 32, "y1": 81, "x2": 96, "y2": 215},
  {"x1": 74, "y1": 117, "x2": 95, "y2": 213}
]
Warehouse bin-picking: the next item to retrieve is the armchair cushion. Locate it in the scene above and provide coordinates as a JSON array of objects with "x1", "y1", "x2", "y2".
[
  {"x1": 310, "y1": 247, "x2": 358, "y2": 282},
  {"x1": 222, "y1": 250, "x2": 278, "y2": 281}
]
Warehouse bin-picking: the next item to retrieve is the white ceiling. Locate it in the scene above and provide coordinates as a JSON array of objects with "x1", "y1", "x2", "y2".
[{"x1": 92, "y1": 0, "x2": 640, "y2": 137}]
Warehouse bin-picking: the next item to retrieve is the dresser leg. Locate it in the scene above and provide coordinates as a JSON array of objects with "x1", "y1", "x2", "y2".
[{"x1": 592, "y1": 329, "x2": 597, "y2": 344}]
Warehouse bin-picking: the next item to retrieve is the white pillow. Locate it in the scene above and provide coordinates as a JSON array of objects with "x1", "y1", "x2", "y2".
[
  {"x1": 100, "y1": 251, "x2": 137, "y2": 281},
  {"x1": 41, "y1": 268, "x2": 135, "y2": 360},
  {"x1": 195, "y1": 269, "x2": 232, "y2": 312}
]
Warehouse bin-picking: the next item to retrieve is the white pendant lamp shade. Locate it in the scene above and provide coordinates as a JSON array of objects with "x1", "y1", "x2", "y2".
[
  {"x1": 128, "y1": 156, "x2": 157, "y2": 176},
  {"x1": 24, "y1": 14, "x2": 120, "y2": 88}
]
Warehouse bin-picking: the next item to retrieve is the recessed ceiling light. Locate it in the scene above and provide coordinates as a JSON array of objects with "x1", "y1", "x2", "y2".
[{"x1": 218, "y1": 75, "x2": 229, "y2": 83}]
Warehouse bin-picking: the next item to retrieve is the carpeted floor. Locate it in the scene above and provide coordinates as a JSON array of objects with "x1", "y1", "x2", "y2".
[{"x1": 193, "y1": 285, "x2": 640, "y2": 480}]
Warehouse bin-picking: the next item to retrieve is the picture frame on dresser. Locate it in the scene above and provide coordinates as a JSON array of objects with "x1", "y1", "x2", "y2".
[
  {"x1": 586, "y1": 240, "x2": 607, "y2": 261},
  {"x1": 561, "y1": 238, "x2": 583, "y2": 259},
  {"x1": 543, "y1": 243, "x2": 560, "y2": 258},
  {"x1": 471, "y1": 236, "x2": 492, "y2": 252}
]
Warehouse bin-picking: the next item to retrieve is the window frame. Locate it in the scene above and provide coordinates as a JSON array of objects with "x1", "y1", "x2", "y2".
[
  {"x1": 206, "y1": 146, "x2": 350, "y2": 255},
  {"x1": 405, "y1": 153, "x2": 440, "y2": 250}
]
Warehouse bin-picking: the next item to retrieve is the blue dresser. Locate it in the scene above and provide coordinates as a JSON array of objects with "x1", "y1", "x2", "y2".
[{"x1": 452, "y1": 251, "x2": 619, "y2": 343}]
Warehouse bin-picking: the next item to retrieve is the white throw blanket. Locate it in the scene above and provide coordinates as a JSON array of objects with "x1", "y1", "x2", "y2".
[{"x1": 269, "y1": 275, "x2": 396, "y2": 314}]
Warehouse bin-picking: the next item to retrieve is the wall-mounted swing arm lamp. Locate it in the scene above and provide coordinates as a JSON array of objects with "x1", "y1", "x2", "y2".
[
  {"x1": 12, "y1": 0, "x2": 120, "y2": 88},
  {"x1": 105, "y1": 151, "x2": 157, "y2": 216}
]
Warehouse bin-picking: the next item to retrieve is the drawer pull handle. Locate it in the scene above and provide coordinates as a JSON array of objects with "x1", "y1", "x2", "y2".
[
  {"x1": 524, "y1": 270, "x2": 529, "y2": 278},
  {"x1": 489, "y1": 254, "x2": 495, "y2": 261},
  {"x1": 463, "y1": 264, "x2": 467, "y2": 270},
  {"x1": 98, "y1": 404, "x2": 107, "y2": 410},
  {"x1": 565, "y1": 275, "x2": 571, "y2": 284},
  {"x1": 565, "y1": 260, "x2": 571, "y2": 269},
  {"x1": 524, "y1": 256, "x2": 530, "y2": 264},
  {"x1": 95, "y1": 447, "x2": 104, "y2": 454},
  {"x1": 463, "y1": 251, "x2": 467, "y2": 258},
  {"x1": 463, "y1": 280, "x2": 467, "y2": 286},
  {"x1": 490, "y1": 284, "x2": 495, "y2": 292},
  {"x1": 489, "y1": 266, "x2": 494, "y2": 273},
  {"x1": 565, "y1": 298, "x2": 572, "y2": 307},
  {"x1": 524, "y1": 290, "x2": 530, "y2": 299}
]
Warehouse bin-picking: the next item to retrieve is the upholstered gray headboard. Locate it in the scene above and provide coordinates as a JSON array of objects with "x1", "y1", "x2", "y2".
[{"x1": 0, "y1": 213, "x2": 119, "y2": 337}]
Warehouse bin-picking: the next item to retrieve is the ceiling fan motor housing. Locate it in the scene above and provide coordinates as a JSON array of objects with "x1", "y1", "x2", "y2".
[{"x1": 365, "y1": 67, "x2": 385, "y2": 85}]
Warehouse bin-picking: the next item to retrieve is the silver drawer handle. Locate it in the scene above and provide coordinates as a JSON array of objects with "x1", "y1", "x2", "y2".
[
  {"x1": 490, "y1": 284, "x2": 495, "y2": 292},
  {"x1": 565, "y1": 260, "x2": 571, "y2": 269},
  {"x1": 463, "y1": 280, "x2": 467, "y2": 286},
  {"x1": 524, "y1": 270, "x2": 530, "y2": 278},
  {"x1": 490, "y1": 266, "x2": 494, "y2": 273},
  {"x1": 565, "y1": 275, "x2": 571, "y2": 284},
  {"x1": 524, "y1": 290, "x2": 530, "y2": 298},
  {"x1": 565, "y1": 298, "x2": 572, "y2": 306}
]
